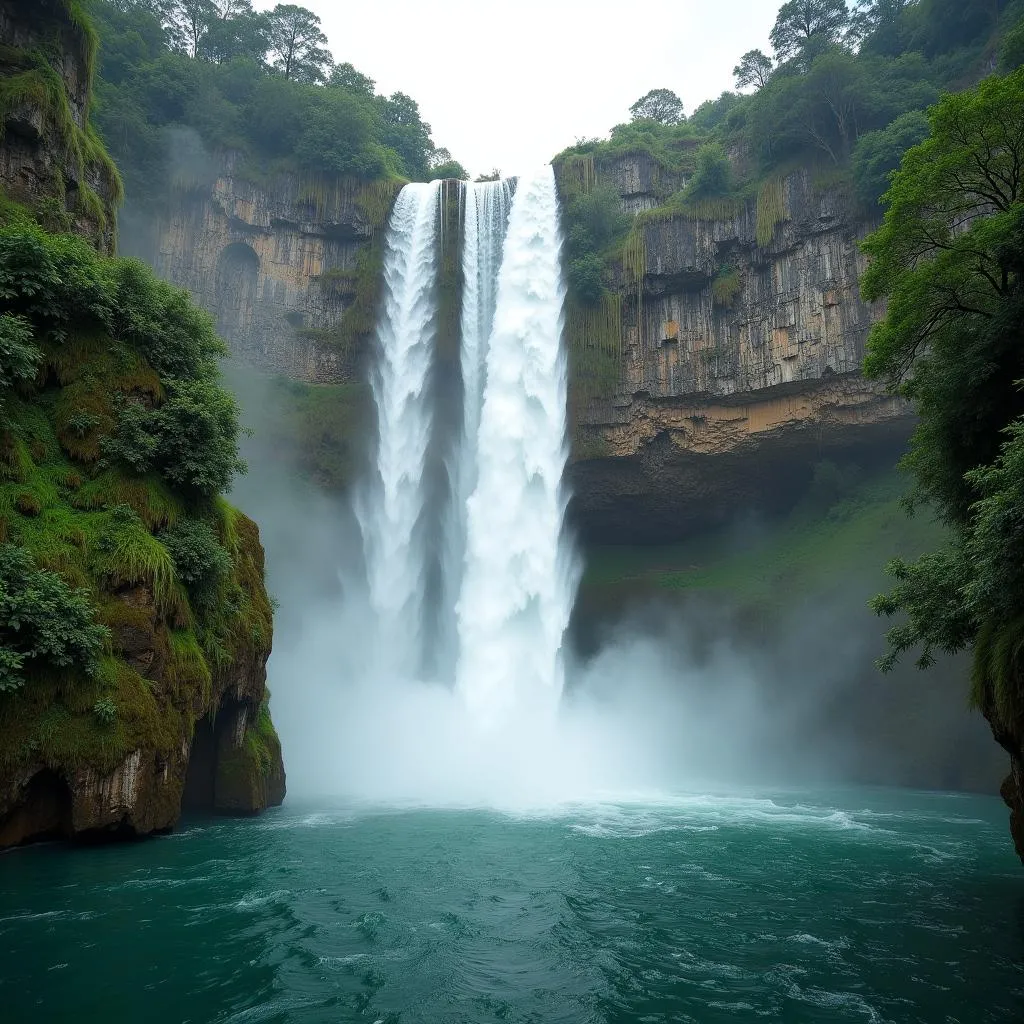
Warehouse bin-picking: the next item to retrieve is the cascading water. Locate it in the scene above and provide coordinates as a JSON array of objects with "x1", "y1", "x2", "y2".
[
  {"x1": 357, "y1": 181, "x2": 442, "y2": 679},
  {"x1": 436, "y1": 178, "x2": 516, "y2": 683},
  {"x1": 454, "y1": 167, "x2": 577, "y2": 726},
  {"x1": 358, "y1": 167, "x2": 574, "y2": 734}
]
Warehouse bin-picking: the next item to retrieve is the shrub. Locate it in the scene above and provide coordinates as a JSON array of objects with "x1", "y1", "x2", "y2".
[
  {"x1": 852, "y1": 111, "x2": 930, "y2": 208},
  {"x1": 0, "y1": 226, "x2": 113, "y2": 343},
  {"x1": 567, "y1": 254, "x2": 606, "y2": 305},
  {"x1": 684, "y1": 143, "x2": 732, "y2": 202},
  {"x1": 0, "y1": 543, "x2": 108, "y2": 693},
  {"x1": 105, "y1": 377, "x2": 245, "y2": 498},
  {"x1": 0, "y1": 313, "x2": 40, "y2": 421},
  {"x1": 161, "y1": 518, "x2": 231, "y2": 612},
  {"x1": 92, "y1": 695, "x2": 117, "y2": 725}
]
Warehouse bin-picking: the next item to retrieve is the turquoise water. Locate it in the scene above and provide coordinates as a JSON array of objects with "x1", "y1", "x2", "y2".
[{"x1": 1, "y1": 789, "x2": 1023, "y2": 1022}]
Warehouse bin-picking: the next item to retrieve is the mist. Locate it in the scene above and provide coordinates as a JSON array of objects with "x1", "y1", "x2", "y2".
[{"x1": 224, "y1": 358, "x2": 1001, "y2": 811}]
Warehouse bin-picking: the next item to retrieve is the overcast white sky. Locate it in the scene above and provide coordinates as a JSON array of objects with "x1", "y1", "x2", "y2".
[{"x1": 255, "y1": 0, "x2": 780, "y2": 177}]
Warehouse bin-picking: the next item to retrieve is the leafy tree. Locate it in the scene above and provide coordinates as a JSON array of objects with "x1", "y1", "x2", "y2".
[
  {"x1": 90, "y1": 0, "x2": 454, "y2": 191},
  {"x1": 851, "y1": 109, "x2": 929, "y2": 207},
  {"x1": 378, "y1": 92, "x2": 433, "y2": 179},
  {"x1": 862, "y1": 69, "x2": 1024, "y2": 723},
  {"x1": 293, "y1": 91, "x2": 378, "y2": 176},
  {"x1": 851, "y1": 0, "x2": 914, "y2": 54},
  {"x1": 265, "y1": 3, "x2": 331, "y2": 83},
  {"x1": 734, "y1": 49, "x2": 774, "y2": 90},
  {"x1": 770, "y1": 0, "x2": 850, "y2": 62},
  {"x1": 1000, "y1": 18, "x2": 1024, "y2": 71},
  {"x1": 0, "y1": 546, "x2": 108, "y2": 693},
  {"x1": 629, "y1": 88, "x2": 684, "y2": 125},
  {"x1": 428, "y1": 149, "x2": 469, "y2": 180},
  {"x1": 212, "y1": 0, "x2": 253, "y2": 16},
  {"x1": 910, "y1": 0, "x2": 1008, "y2": 57},
  {"x1": 329, "y1": 62, "x2": 375, "y2": 95},
  {"x1": 199, "y1": 9, "x2": 268, "y2": 64},
  {"x1": 166, "y1": 0, "x2": 218, "y2": 57},
  {"x1": 690, "y1": 92, "x2": 743, "y2": 131}
]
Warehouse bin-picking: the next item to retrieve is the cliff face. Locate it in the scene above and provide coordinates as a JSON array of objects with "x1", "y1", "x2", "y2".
[
  {"x1": 566, "y1": 155, "x2": 914, "y2": 542},
  {"x1": 129, "y1": 162, "x2": 396, "y2": 383},
  {"x1": 0, "y1": 517, "x2": 285, "y2": 849},
  {"x1": 0, "y1": 0, "x2": 120, "y2": 251},
  {"x1": 0, "y1": 2, "x2": 284, "y2": 850}
]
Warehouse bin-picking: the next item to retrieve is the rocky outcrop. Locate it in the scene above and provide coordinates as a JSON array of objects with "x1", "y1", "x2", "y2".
[
  {"x1": 0, "y1": 0, "x2": 120, "y2": 251},
  {"x1": 128, "y1": 160, "x2": 396, "y2": 382},
  {"x1": 0, "y1": 513, "x2": 285, "y2": 849},
  {"x1": 566, "y1": 158, "x2": 915, "y2": 542},
  {"x1": 0, "y1": 1, "x2": 284, "y2": 849}
]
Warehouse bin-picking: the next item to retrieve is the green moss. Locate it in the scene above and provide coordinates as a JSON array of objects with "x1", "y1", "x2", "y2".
[
  {"x1": 756, "y1": 178, "x2": 787, "y2": 248},
  {"x1": 213, "y1": 699, "x2": 282, "y2": 811},
  {"x1": 165, "y1": 629, "x2": 212, "y2": 705},
  {"x1": 711, "y1": 266, "x2": 742, "y2": 309},
  {"x1": 970, "y1": 616, "x2": 1024, "y2": 725},
  {"x1": 0, "y1": 654, "x2": 184, "y2": 777},
  {"x1": 0, "y1": 54, "x2": 121, "y2": 239},
  {"x1": 566, "y1": 291, "x2": 622, "y2": 419}
]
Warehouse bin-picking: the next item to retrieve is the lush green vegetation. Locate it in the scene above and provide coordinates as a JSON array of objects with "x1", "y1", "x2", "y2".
[
  {"x1": 554, "y1": 0, "x2": 1024, "y2": 417},
  {"x1": 88, "y1": 0, "x2": 460, "y2": 208},
  {"x1": 0, "y1": 2, "x2": 122, "y2": 246},
  {"x1": 556, "y1": 0, "x2": 1024, "y2": 294},
  {"x1": 860, "y1": 67, "x2": 1024, "y2": 730},
  {"x1": 0, "y1": 211, "x2": 272, "y2": 775}
]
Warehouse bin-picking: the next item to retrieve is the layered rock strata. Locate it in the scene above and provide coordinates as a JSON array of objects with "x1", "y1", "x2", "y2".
[
  {"x1": 565, "y1": 159, "x2": 915, "y2": 542},
  {"x1": 131, "y1": 164, "x2": 393, "y2": 383}
]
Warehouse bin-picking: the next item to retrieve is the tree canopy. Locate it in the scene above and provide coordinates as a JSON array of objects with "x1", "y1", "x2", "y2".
[
  {"x1": 264, "y1": 3, "x2": 332, "y2": 83},
  {"x1": 88, "y1": 0, "x2": 457, "y2": 205},
  {"x1": 769, "y1": 0, "x2": 850, "y2": 62},
  {"x1": 734, "y1": 50, "x2": 774, "y2": 90},
  {"x1": 861, "y1": 69, "x2": 1024, "y2": 730},
  {"x1": 629, "y1": 89, "x2": 685, "y2": 125}
]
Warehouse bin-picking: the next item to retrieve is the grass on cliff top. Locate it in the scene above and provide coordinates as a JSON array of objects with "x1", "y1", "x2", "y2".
[{"x1": 581, "y1": 468, "x2": 947, "y2": 607}]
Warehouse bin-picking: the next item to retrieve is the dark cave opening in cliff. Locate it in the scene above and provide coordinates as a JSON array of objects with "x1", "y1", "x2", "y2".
[
  {"x1": 0, "y1": 769, "x2": 73, "y2": 848},
  {"x1": 182, "y1": 710, "x2": 228, "y2": 813}
]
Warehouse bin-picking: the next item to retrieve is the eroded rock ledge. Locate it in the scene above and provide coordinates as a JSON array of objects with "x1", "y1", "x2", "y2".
[{"x1": 565, "y1": 158, "x2": 915, "y2": 542}]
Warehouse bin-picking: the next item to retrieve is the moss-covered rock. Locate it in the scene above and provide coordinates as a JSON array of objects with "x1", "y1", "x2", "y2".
[
  {"x1": 0, "y1": 0, "x2": 283, "y2": 847},
  {"x1": 0, "y1": 0, "x2": 121, "y2": 251}
]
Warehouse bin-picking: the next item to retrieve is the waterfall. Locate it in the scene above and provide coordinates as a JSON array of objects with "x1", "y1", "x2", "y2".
[
  {"x1": 357, "y1": 181, "x2": 442, "y2": 678},
  {"x1": 455, "y1": 167, "x2": 576, "y2": 726},
  {"x1": 436, "y1": 179, "x2": 516, "y2": 682},
  {"x1": 359, "y1": 168, "x2": 574, "y2": 728}
]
